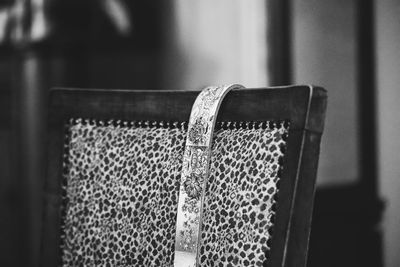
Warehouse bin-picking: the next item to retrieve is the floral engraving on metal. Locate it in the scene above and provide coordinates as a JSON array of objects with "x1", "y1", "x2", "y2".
[{"x1": 174, "y1": 84, "x2": 245, "y2": 267}]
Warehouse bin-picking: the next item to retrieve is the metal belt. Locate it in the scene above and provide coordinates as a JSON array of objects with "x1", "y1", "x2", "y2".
[{"x1": 174, "y1": 84, "x2": 245, "y2": 267}]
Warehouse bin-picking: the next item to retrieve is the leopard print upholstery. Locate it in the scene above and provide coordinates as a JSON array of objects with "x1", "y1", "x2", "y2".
[{"x1": 60, "y1": 119, "x2": 289, "y2": 266}]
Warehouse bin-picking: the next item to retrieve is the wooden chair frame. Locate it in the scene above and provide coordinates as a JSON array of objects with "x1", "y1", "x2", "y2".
[{"x1": 41, "y1": 85, "x2": 327, "y2": 267}]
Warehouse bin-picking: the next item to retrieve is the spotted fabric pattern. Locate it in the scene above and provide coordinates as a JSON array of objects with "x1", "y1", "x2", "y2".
[{"x1": 60, "y1": 120, "x2": 289, "y2": 266}]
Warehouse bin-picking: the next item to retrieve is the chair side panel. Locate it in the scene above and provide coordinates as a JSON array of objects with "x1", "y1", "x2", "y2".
[
  {"x1": 41, "y1": 121, "x2": 64, "y2": 267},
  {"x1": 282, "y1": 88, "x2": 327, "y2": 267},
  {"x1": 285, "y1": 131, "x2": 322, "y2": 267},
  {"x1": 268, "y1": 129, "x2": 305, "y2": 267}
]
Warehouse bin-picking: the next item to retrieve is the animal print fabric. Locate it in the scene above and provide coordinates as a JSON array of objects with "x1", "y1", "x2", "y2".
[{"x1": 60, "y1": 119, "x2": 289, "y2": 266}]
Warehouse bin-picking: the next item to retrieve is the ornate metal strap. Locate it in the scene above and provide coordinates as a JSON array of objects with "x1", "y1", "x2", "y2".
[{"x1": 174, "y1": 84, "x2": 245, "y2": 267}]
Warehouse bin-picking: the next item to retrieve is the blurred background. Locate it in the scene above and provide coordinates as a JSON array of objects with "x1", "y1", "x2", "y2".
[{"x1": 0, "y1": 0, "x2": 398, "y2": 266}]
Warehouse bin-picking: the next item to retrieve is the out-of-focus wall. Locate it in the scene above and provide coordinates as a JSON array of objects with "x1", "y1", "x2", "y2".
[
  {"x1": 168, "y1": 0, "x2": 269, "y2": 89},
  {"x1": 377, "y1": 1, "x2": 400, "y2": 266},
  {"x1": 293, "y1": 0, "x2": 359, "y2": 186}
]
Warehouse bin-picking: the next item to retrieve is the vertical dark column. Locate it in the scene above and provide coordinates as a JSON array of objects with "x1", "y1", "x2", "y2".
[
  {"x1": 356, "y1": 0, "x2": 378, "y2": 197},
  {"x1": 266, "y1": 0, "x2": 292, "y2": 86},
  {"x1": 0, "y1": 47, "x2": 21, "y2": 266},
  {"x1": 16, "y1": 49, "x2": 52, "y2": 267}
]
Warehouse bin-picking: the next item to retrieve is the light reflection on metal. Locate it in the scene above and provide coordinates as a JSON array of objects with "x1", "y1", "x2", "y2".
[
  {"x1": 0, "y1": 9, "x2": 9, "y2": 43},
  {"x1": 101, "y1": 0, "x2": 132, "y2": 36},
  {"x1": 30, "y1": 0, "x2": 50, "y2": 41}
]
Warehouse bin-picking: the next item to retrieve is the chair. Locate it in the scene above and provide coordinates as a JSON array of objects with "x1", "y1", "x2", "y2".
[{"x1": 40, "y1": 85, "x2": 327, "y2": 266}]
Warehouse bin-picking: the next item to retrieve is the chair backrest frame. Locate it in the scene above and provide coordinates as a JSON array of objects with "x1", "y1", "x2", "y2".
[{"x1": 41, "y1": 85, "x2": 327, "y2": 267}]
